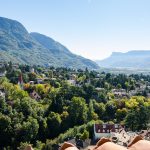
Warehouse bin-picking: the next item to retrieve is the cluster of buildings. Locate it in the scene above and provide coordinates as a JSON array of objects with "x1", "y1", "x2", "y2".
[
  {"x1": 1, "y1": 61, "x2": 150, "y2": 101},
  {"x1": 111, "y1": 82, "x2": 150, "y2": 99},
  {"x1": 52, "y1": 124, "x2": 150, "y2": 150},
  {"x1": 93, "y1": 123, "x2": 150, "y2": 147}
]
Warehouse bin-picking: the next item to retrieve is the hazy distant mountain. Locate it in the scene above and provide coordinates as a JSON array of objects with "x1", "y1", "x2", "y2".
[
  {"x1": 96, "y1": 50, "x2": 150, "y2": 68},
  {"x1": 0, "y1": 17, "x2": 99, "y2": 69}
]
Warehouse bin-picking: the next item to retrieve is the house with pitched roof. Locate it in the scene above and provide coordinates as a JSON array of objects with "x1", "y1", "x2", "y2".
[{"x1": 94, "y1": 124, "x2": 124, "y2": 140}]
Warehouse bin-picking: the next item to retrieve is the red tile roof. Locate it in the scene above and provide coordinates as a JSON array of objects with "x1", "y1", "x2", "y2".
[{"x1": 60, "y1": 136, "x2": 150, "y2": 150}]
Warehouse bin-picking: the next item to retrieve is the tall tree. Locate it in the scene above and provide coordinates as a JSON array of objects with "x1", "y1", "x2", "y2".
[{"x1": 68, "y1": 97, "x2": 88, "y2": 126}]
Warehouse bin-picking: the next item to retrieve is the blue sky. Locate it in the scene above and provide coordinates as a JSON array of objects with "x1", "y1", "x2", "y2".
[{"x1": 0, "y1": 0, "x2": 150, "y2": 60}]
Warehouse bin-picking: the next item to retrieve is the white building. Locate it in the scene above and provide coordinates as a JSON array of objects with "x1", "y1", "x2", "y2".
[
  {"x1": 94, "y1": 124, "x2": 123, "y2": 140},
  {"x1": 0, "y1": 90, "x2": 5, "y2": 99},
  {"x1": 67, "y1": 80, "x2": 76, "y2": 86}
]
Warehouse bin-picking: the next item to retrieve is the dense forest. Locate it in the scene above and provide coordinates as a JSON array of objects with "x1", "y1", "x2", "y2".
[{"x1": 0, "y1": 63, "x2": 150, "y2": 149}]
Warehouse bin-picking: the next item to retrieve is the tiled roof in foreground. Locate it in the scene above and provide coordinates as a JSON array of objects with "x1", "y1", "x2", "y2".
[{"x1": 60, "y1": 136, "x2": 150, "y2": 150}]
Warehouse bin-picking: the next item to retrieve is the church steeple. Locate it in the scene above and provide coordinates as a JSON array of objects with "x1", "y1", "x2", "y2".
[{"x1": 18, "y1": 73, "x2": 24, "y2": 89}]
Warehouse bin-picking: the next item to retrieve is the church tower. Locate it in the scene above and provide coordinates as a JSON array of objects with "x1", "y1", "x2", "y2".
[{"x1": 18, "y1": 73, "x2": 24, "y2": 90}]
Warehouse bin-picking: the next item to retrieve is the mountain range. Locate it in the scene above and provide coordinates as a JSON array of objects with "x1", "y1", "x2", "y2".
[
  {"x1": 0, "y1": 17, "x2": 99, "y2": 69},
  {"x1": 96, "y1": 50, "x2": 150, "y2": 69}
]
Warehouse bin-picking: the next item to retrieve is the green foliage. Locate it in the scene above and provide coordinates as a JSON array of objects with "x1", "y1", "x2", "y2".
[
  {"x1": 0, "y1": 65, "x2": 150, "y2": 149},
  {"x1": 19, "y1": 117, "x2": 39, "y2": 142},
  {"x1": 0, "y1": 113, "x2": 12, "y2": 148},
  {"x1": 47, "y1": 112, "x2": 62, "y2": 138},
  {"x1": 68, "y1": 97, "x2": 88, "y2": 126},
  {"x1": 18, "y1": 142, "x2": 31, "y2": 150},
  {"x1": 92, "y1": 99, "x2": 105, "y2": 119},
  {"x1": 116, "y1": 108, "x2": 128, "y2": 122},
  {"x1": 80, "y1": 130, "x2": 89, "y2": 140},
  {"x1": 34, "y1": 141, "x2": 45, "y2": 150},
  {"x1": 87, "y1": 100, "x2": 98, "y2": 121},
  {"x1": 105, "y1": 100, "x2": 117, "y2": 120},
  {"x1": 45, "y1": 120, "x2": 95, "y2": 149},
  {"x1": 28, "y1": 72, "x2": 37, "y2": 81},
  {"x1": 125, "y1": 105, "x2": 150, "y2": 131}
]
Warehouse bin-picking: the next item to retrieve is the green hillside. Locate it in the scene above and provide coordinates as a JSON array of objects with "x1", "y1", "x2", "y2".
[{"x1": 0, "y1": 17, "x2": 99, "y2": 69}]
